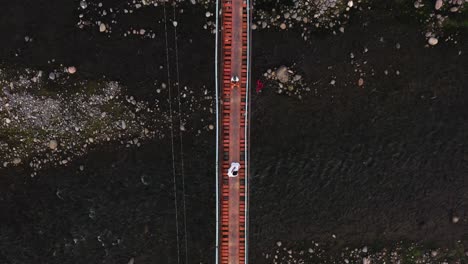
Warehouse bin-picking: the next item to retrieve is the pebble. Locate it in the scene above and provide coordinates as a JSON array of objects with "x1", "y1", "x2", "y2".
[
  {"x1": 49, "y1": 72, "x2": 56, "y2": 80},
  {"x1": 205, "y1": 11, "x2": 211, "y2": 17},
  {"x1": 208, "y1": 124, "x2": 214, "y2": 130},
  {"x1": 347, "y1": 0, "x2": 354, "y2": 7},
  {"x1": 128, "y1": 258, "x2": 135, "y2": 264},
  {"x1": 13, "y1": 158, "x2": 22, "y2": 165},
  {"x1": 293, "y1": 75, "x2": 302, "y2": 82},
  {"x1": 99, "y1": 23, "x2": 107, "y2": 32},
  {"x1": 80, "y1": 0, "x2": 88, "y2": 9},
  {"x1": 173, "y1": 21, "x2": 178, "y2": 27},
  {"x1": 67, "y1": 66, "x2": 77, "y2": 74},
  {"x1": 339, "y1": 26, "x2": 345, "y2": 33},
  {"x1": 363, "y1": 257, "x2": 370, "y2": 264},
  {"x1": 362, "y1": 246, "x2": 368, "y2": 253},
  {"x1": 428, "y1": 37, "x2": 438, "y2": 46},
  {"x1": 121, "y1": 120, "x2": 127, "y2": 129},
  {"x1": 358, "y1": 78, "x2": 364, "y2": 86},
  {"x1": 4, "y1": 118, "x2": 11, "y2": 124},
  {"x1": 49, "y1": 140, "x2": 58, "y2": 150},
  {"x1": 431, "y1": 250, "x2": 438, "y2": 257},
  {"x1": 79, "y1": 165, "x2": 84, "y2": 171},
  {"x1": 452, "y1": 216, "x2": 460, "y2": 223},
  {"x1": 330, "y1": 79, "x2": 336, "y2": 85},
  {"x1": 276, "y1": 241, "x2": 282, "y2": 247},
  {"x1": 275, "y1": 66, "x2": 290, "y2": 83},
  {"x1": 396, "y1": 43, "x2": 401, "y2": 49},
  {"x1": 280, "y1": 23, "x2": 287, "y2": 30},
  {"x1": 435, "y1": 0, "x2": 443, "y2": 10}
]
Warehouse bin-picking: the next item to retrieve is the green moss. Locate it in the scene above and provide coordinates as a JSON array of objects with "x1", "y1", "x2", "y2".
[
  {"x1": 443, "y1": 17, "x2": 468, "y2": 29},
  {"x1": 83, "y1": 80, "x2": 102, "y2": 95}
]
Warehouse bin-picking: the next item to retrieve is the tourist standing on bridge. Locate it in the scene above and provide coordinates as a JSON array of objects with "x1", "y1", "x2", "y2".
[{"x1": 228, "y1": 162, "x2": 241, "y2": 177}]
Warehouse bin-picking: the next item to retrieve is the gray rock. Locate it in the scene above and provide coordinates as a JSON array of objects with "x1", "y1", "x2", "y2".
[
  {"x1": 49, "y1": 140, "x2": 58, "y2": 150},
  {"x1": 80, "y1": 1, "x2": 88, "y2": 9},
  {"x1": 428, "y1": 37, "x2": 438, "y2": 46},
  {"x1": 275, "y1": 66, "x2": 290, "y2": 83},
  {"x1": 293, "y1": 74, "x2": 302, "y2": 82}
]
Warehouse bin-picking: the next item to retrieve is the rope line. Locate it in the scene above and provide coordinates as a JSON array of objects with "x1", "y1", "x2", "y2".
[
  {"x1": 214, "y1": 0, "x2": 220, "y2": 263},
  {"x1": 244, "y1": 1, "x2": 251, "y2": 263},
  {"x1": 163, "y1": 2, "x2": 181, "y2": 264},
  {"x1": 172, "y1": 3, "x2": 189, "y2": 264}
]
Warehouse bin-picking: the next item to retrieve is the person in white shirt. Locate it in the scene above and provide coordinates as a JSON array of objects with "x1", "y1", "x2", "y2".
[{"x1": 228, "y1": 162, "x2": 240, "y2": 177}]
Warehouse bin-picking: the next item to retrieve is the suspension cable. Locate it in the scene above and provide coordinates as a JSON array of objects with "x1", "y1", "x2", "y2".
[
  {"x1": 163, "y1": 2, "x2": 181, "y2": 264},
  {"x1": 172, "y1": 3, "x2": 189, "y2": 264},
  {"x1": 214, "y1": 0, "x2": 221, "y2": 263}
]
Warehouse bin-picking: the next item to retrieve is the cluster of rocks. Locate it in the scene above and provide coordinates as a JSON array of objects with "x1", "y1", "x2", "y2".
[
  {"x1": 263, "y1": 65, "x2": 309, "y2": 99},
  {"x1": 413, "y1": 0, "x2": 467, "y2": 46},
  {"x1": 264, "y1": 240, "x2": 468, "y2": 264},
  {"x1": 0, "y1": 64, "x2": 217, "y2": 174},
  {"x1": 76, "y1": 0, "x2": 184, "y2": 38},
  {"x1": 252, "y1": 0, "x2": 356, "y2": 39},
  {"x1": 198, "y1": 0, "x2": 359, "y2": 39},
  {"x1": 0, "y1": 67, "x2": 158, "y2": 173}
]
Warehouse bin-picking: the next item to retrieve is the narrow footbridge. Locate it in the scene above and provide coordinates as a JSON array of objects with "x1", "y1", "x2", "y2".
[{"x1": 215, "y1": 0, "x2": 252, "y2": 263}]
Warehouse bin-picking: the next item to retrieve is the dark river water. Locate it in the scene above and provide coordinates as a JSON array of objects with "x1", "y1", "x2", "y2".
[{"x1": 0, "y1": 0, "x2": 467, "y2": 263}]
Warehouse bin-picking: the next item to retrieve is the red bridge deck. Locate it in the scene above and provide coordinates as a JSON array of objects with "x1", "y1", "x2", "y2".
[{"x1": 216, "y1": 0, "x2": 251, "y2": 263}]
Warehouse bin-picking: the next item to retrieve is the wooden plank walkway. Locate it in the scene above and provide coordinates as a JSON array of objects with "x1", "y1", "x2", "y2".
[{"x1": 217, "y1": 0, "x2": 251, "y2": 263}]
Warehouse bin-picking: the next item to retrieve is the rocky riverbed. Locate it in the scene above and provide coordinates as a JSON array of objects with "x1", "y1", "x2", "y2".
[{"x1": 0, "y1": 0, "x2": 467, "y2": 263}]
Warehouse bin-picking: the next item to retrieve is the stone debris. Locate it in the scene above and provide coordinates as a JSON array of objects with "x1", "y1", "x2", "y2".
[
  {"x1": 49, "y1": 140, "x2": 58, "y2": 150},
  {"x1": 275, "y1": 66, "x2": 290, "y2": 83},
  {"x1": 67, "y1": 66, "x2": 77, "y2": 74},
  {"x1": 413, "y1": 0, "x2": 466, "y2": 45},
  {"x1": 0, "y1": 66, "x2": 176, "y2": 171},
  {"x1": 99, "y1": 23, "x2": 107, "y2": 32},
  {"x1": 428, "y1": 37, "x2": 438, "y2": 46},
  {"x1": 80, "y1": 0, "x2": 88, "y2": 9},
  {"x1": 263, "y1": 65, "x2": 309, "y2": 99},
  {"x1": 358, "y1": 78, "x2": 364, "y2": 86},
  {"x1": 264, "y1": 240, "x2": 467, "y2": 263}
]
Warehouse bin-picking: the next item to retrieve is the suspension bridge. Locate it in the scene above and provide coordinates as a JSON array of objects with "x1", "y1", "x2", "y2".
[
  {"x1": 215, "y1": 0, "x2": 252, "y2": 263},
  {"x1": 163, "y1": 0, "x2": 252, "y2": 263}
]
